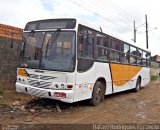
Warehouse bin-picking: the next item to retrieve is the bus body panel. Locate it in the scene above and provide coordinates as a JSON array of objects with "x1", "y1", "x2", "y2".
[
  {"x1": 74, "y1": 61, "x2": 96, "y2": 102},
  {"x1": 16, "y1": 82, "x2": 74, "y2": 103},
  {"x1": 74, "y1": 62, "x2": 150, "y2": 102},
  {"x1": 138, "y1": 67, "x2": 150, "y2": 87},
  {"x1": 110, "y1": 64, "x2": 150, "y2": 93},
  {"x1": 16, "y1": 68, "x2": 76, "y2": 103},
  {"x1": 113, "y1": 67, "x2": 150, "y2": 93},
  {"x1": 94, "y1": 62, "x2": 113, "y2": 95},
  {"x1": 74, "y1": 62, "x2": 113, "y2": 102}
]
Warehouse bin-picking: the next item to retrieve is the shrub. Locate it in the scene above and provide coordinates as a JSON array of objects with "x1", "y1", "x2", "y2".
[
  {"x1": 150, "y1": 75, "x2": 158, "y2": 81},
  {"x1": 0, "y1": 87, "x2": 4, "y2": 95}
]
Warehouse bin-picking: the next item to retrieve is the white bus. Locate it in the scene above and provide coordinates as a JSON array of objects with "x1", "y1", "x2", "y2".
[{"x1": 16, "y1": 18, "x2": 151, "y2": 105}]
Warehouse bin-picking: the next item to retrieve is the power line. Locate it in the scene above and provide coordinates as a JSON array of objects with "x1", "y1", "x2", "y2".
[
  {"x1": 136, "y1": 23, "x2": 145, "y2": 29},
  {"x1": 95, "y1": 0, "x2": 134, "y2": 23},
  {"x1": 69, "y1": 0, "x2": 133, "y2": 32},
  {"x1": 94, "y1": 0, "x2": 130, "y2": 22},
  {"x1": 107, "y1": 0, "x2": 135, "y2": 19}
]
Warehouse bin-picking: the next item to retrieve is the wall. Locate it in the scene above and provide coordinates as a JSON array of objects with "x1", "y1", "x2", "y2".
[
  {"x1": 151, "y1": 61, "x2": 160, "y2": 76},
  {"x1": 0, "y1": 24, "x2": 22, "y2": 89}
]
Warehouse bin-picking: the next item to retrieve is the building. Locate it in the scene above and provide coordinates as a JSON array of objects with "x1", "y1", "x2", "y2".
[
  {"x1": 0, "y1": 24, "x2": 22, "y2": 88},
  {"x1": 151, "y1": 55, "x2": 160, "y2": 76},
  {"x1": 151, "y1": 55, "x2": 160, "y2": 62}
]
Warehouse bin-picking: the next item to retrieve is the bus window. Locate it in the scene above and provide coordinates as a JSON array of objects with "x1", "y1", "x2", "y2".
[
  {"x1": 121, "y1": 43, "x2": 129, "y2": 63},
  {"x1": 122, "y1": 43, "x2": 129, "y2": 53},
  {"x1": 137, "y1": 49, "x2": 142, "y2": 65},
  {"x1": 97, "y1": 34, "x2": 109, "y2": 48},
  {"x1": 142, "y1": 59, "x2": 147, "y2": 66},
  {"x1": 137, "y1": 49, "x2": 142, "y2": 57},
  {"x1": 110, "y1": 38, "x2": 121, "y2": 51},
  {"x1": 130, "y1": 46, "x2": 137, "y2": 64},
  {"x1": 97, "y1": 47, "x2": 109, "y2": 61},
  {"x1": 121, "y1": 53, "x2": 129, "y2": 63},
  {"x1": 143, "y1": 51, "x2": 147, "y2": 59},
  {"x1": 110, "y1": 50, "x2": 120, "y2": 62},
  {"x1": 137, "y1": 58, "x2": 142, "y2": 65},
  {"x1": 130, "y1": 56, "x2": 136, "y2": 64},
  {"x1": 130, "y1": 46, "x2": 137, "y2": 55},
  {"x1": 146, "y1": 52, "x2": 151, "y2": 60},
  {"x1": 142, "y1": 51, "x2": 151, "y2": 66},
  {"x1": 103, "y1": 49, "x2": 108, "y2": 61},
  {"x1": 78, "y1": 33, "x2": 94, "y2": 59},
  {"x1": 97, "y1": 33, "x2": 103, "y2": 45},
  {"x1": 147, "y1": 60, "x2": 150, "y2": 66},
  {"x1": 97, "y1": 46, "x2": 103, "y2": 60},
  {"x1": 103, "y1": 36, "x2": 109, "y2": 48},
  {"x1": 97, "y1": 34, "x2": 103, "y2": 60},
  {"x1": 110, "y1": 38, "x2": 121, "y2": 62},
  {"x1": 146, "y1": 52, "x2": 151, "y2": 67},
  {"x1": 97, "y1": 33, "x2": 109, "y2": 61}
]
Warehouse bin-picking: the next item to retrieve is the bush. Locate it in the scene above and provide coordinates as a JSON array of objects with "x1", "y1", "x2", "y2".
[
  {"x1": 0, "y1": 87, "x2": 4, "y2": 95},
  {"x1": 150, "y1": 75, "x2": 158, "y2": 81}
]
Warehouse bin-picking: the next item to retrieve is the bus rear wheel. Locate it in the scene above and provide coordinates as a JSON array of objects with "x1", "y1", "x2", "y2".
[
  {"x1": 89, "y1": 81, "x2": 104, "y2": 106},
  {"x1": 134, "y1": 77, "x2": 141, "y2": 92}
]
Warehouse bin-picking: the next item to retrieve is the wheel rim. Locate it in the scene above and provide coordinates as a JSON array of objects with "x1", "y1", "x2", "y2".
[
  {"x1": 137, "y1": 82, "x2": 140, "y2": 90},
  {"x1": 95, "y1": 86, "x2": 101, "y2": 101}
]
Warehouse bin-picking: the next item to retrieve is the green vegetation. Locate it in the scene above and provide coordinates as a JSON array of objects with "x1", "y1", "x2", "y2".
[
  {"x1": 0, "y1": 87, "x2": 4, "y2": 94},
  {"x1": 150, "y1": 75, "x2": 158, "y2": 81}
]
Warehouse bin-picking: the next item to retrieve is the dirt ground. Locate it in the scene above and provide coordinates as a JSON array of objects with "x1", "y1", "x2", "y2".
[{"x1": 0, "y1": 79, "x2": 160, "y2": 126}]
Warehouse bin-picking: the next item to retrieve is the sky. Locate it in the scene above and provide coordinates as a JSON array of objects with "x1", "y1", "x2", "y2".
[{"x1": 0, "y1": 0, "x2": 159, "y2": 56}]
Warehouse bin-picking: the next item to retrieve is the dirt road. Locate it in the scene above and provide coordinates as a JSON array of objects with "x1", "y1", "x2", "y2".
[{"x1": 0, "y1": 79, "x2": 160, "y2": 125}]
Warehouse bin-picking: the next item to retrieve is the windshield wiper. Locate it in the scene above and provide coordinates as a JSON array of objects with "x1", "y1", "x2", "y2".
[
  {"x1": 44, "y1": 29, "x2": 61, "y2": 59},
  {"x1": 49, "y1": 29, "x2": 61, "y2": 48},
  {"x1": 23, "y1": 29, "x2": 35, "y2": 42},
  {"x1": 20, "y1": 29, "x2": 35, "y2": 58}
]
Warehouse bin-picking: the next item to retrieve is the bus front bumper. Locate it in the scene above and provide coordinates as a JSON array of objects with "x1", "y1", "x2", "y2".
[{"x1": 16, "y1": 82, "x2": 74, "y2": 103}]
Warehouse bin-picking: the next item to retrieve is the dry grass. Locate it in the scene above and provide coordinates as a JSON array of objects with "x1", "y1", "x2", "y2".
[{"x1": 0, "y1": 89, "x2": 33, "y2": 105}]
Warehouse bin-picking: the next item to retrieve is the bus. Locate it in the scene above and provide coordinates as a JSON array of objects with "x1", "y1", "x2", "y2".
[{"x1": 16, "y1": 18, "x2": 151, "y2": 106}]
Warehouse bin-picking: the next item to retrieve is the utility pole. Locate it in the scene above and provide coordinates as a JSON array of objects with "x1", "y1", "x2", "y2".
[
  {"x1": 133, "y1": 20, "x2": 136, "y2": 42},
  {"x1": 145, "y1": 14, "x2": 149, "y2": 49}
]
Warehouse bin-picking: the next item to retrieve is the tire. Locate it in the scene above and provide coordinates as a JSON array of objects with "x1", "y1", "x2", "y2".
[
  {"x1": 134, "y1": 78, "x2": 141, "y2": 92},
  {"x1": 89, "y1": 81, "x2": 104, "y2": 106}
]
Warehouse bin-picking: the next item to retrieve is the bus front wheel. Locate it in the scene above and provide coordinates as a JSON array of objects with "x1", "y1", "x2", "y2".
[{"x1": 89, "y1": 81, "x2": 104, "y2": 106}]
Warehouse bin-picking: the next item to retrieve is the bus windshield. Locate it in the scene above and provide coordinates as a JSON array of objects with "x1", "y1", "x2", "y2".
[{"x1": 20, "y1": 31, "x2": 76, "y2": 72}]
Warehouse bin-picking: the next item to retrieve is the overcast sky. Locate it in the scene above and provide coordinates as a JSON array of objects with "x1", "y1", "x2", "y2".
[{"x1": 0, "y1": 0, "x2": 159, "y2": 56}]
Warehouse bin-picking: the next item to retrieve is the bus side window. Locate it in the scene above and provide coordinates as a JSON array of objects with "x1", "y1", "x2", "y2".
[
  {"x1": 78, "y1": 33, "x2": 94, "y2": 59},
  {"x1": 110, "y1": 38, "x2": 121, "y2": 62},
  {"x1": 146, "y1": 52, "x2": 151, "y2": 67},
  {"x1": 78, "y1": 34, "x2": 86, "y2": 57},
  {"x1": 137, "y1": 49, "x2": 142, "y2": 65},
  {"x1": 96, "y1": 33, "x2": 109, "y2": 61},
  {"x1": 130, "y1": 46, "x2": 137, "y2": 64},
  {"x1": 142, "y1": 51, "x2": 149, "y2": 66},
  {"x1": 121, "y1": 43, "x2": 129, "y2": 63}
]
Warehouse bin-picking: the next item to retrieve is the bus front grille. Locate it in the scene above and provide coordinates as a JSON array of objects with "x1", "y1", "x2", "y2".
[
  {"x1": 29, "y1": 74, "x2": 39, "y2": 79},
  {"x1": 28, "y1": 79, "x2": 52, "y2": 89},
  {"x1": 28, "y1": 87, "x2": 47, "y2": 97},
  {"x1": 40, "y1": 75, "x2": 56, "y2": 80},
  {"x1": 29, "y1": 74, "x2": 56, "y2": 80}
]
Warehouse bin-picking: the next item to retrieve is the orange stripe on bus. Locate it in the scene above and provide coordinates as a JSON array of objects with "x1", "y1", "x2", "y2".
[{"x1": 110, "y1": 64, "x2": 142, "y2": 86}]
